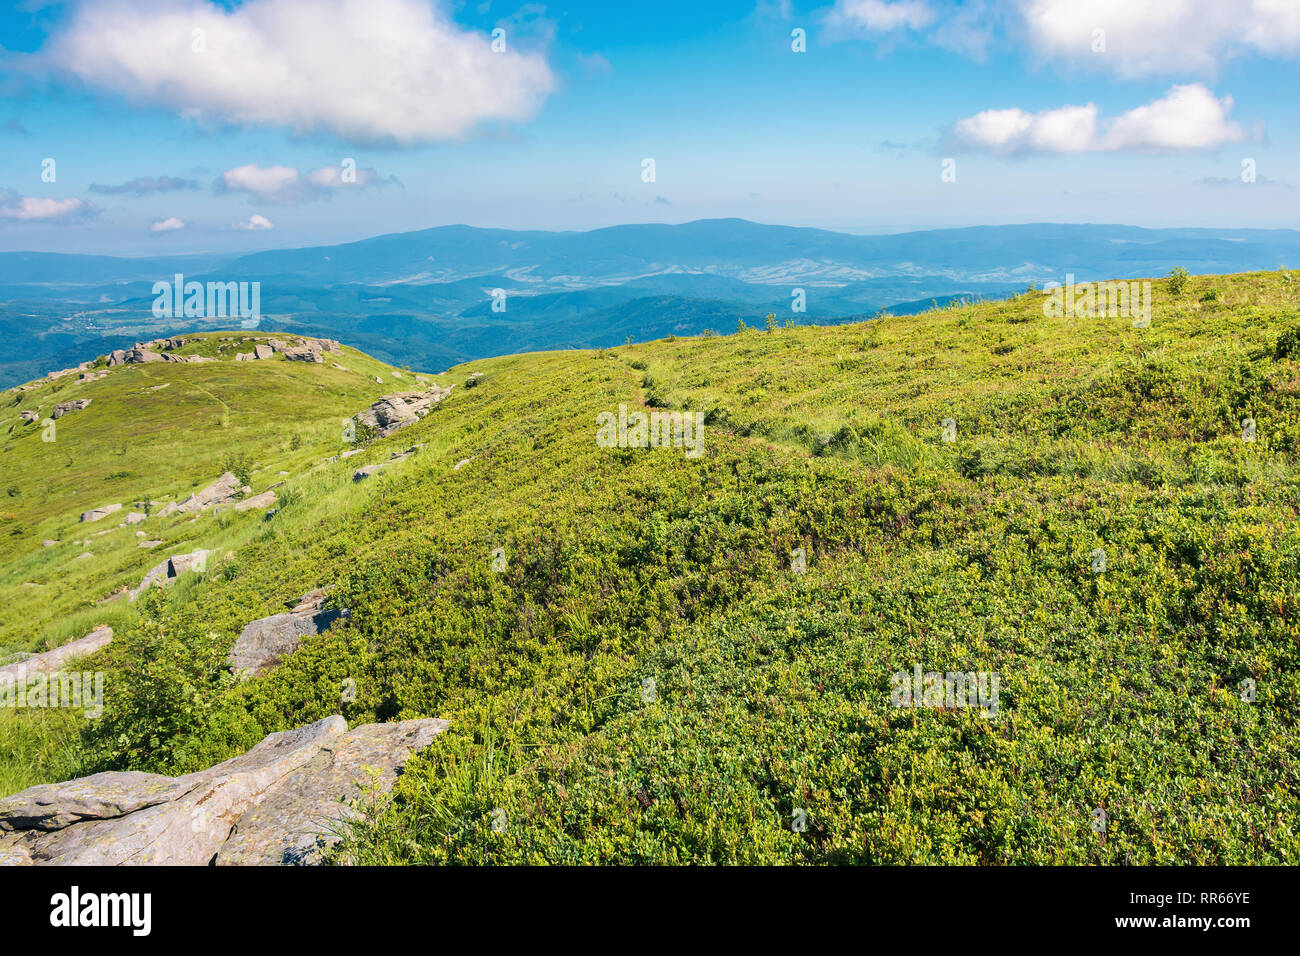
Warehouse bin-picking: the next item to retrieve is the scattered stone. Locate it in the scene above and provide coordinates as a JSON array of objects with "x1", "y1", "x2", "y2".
[
  {"x1": 157, "y1": 472, "x2": 249, "y2": 516},
  {"x1": 79, "y1": 504, "x2": 121, "y2": 523},
  {"x1": 75, "y1": 552, "x2": 93, "y2": 560},
  {"x1": 123, "y1": 512, "x2": 146, "y2": 525},
  {"x1": 233, "y1": 490, "x2": 276, "y2": 512},
  {"x1": 42, "y1": 539, "x2": 57, "y2": 548},
  {"x1": 352, "y1": 464, "x2": 385, "y2": 482},
  {"x1": 129, "y1": 549, "x2": 210, "y2": 601},
  {"x1": 228, "y1": 591, "x2": 350, "y2": 676},
  {"x1": 254, "y1": 344, "x2": 274, "y2": 360},
  {"x1": 453, "y1": 458, "x2": 473, "y2": 471},
  {"x1": 138, "y1": 540, "x2": 163, "y2": 549},
  {"x1": 352, "y1": 385, "x2": 453, "y2": 438},
  {"x1": 52, "y1": 399, "x2": 91, "y2": 419},
  {"x1": 20, "y1": 411, "x2": 39, "y2": 423},
  {"x1": 0, "y1": 626, "x2": 112, "y2": 683}
]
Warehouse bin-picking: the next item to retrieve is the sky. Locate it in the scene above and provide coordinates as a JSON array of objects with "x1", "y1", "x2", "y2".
[{"x1": 0, "y1": 0, "x2": 1297, "y2": 254}]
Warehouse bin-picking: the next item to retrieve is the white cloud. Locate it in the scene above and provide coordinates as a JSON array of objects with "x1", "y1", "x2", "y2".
[
  {"x1": 827, "y1": 0, "x2": 936, "y2": 33},
  {"x1": 1019, "y1": 0, "x2": 1300, "y2": 76},
  {"x1": 0, "y1": 194, "x2": 97, "y2": 222},
  {"x1": 218, "y1": 163, "x2": 301, "y2": 202},
  {"x1": 1100, "y1": 84, "x2": 1244, "y2": 150},
  {"x1": 825, "y1": 0, "x2": 999, "y2": 57},
  {"x1": 150, "y1": 216, "x2": 185, "y2": 232},
  {"x1": 953, "y1": 84, "x2": 1244, "y2": 153},
  {"x1": 39, "y1": 0, "x2": 556, "y2": 146},
  {"x1": 234, "y1": 214, "x2": 274, "y2": 231},
  {"x1": 217, "y1": 162, "x2": 392, "y2": 201}
]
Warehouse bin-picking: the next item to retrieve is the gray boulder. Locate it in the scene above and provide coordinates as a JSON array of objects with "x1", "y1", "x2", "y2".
[
  {"x1": 129, "y1": 548, "x2": 210, "y2": 601},
  {"x1": 0, "y1": 716, "x2": 446, "y2": 865},
  {"x1": 228, "y1": 594, "x2": 349, "y2": 676},
  {"x1": 52, "y1": 399, "x2": 91, "y2": 419},
  {"x1": 80, "y1": 503, "x2": 122, "y2": 523},
  {"x1": 157, "y1": 472, "x2": 249, "y2": 516}
]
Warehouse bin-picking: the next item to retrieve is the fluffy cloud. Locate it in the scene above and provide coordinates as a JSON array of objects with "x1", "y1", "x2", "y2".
[
  {"x1": 216, "y1": 164, "x2": 302, "y2": 202},
  {"x1": 952, "y1": 84, "x2": 1244, "y2": 153},
  {"x1": 38, "y1": 0, "x2": 556, "y2": 146},
  {"x1": 825, "y1": 1, "x2": 1300, "y2": 72},
  {"x1": 150, "y1": 217, "x2": 186, "y2": 232},
  {"x1": 89, "y1": 175, "x2": 198, "y2": 196},
  {"x1": 234, "y1": 214, "x2": 274, "y2": 231},
  {"x1": 216, "y1": 162, "x2": 394, "y2": 202},
  {"x1": 1019, "y1": 0, "x2": 1300, "y2": 76},
  {"x1": 0, "y1": 193, "x2": 97, "y2": 222}
]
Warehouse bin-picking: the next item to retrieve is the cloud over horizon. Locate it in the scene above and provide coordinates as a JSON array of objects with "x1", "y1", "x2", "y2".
[
  {"x1": 37, "y1": 0, "x2": 557, "y2": 146},
  {"x1": 952, "y1": 84, "x2": 1247, "y2": 154}
]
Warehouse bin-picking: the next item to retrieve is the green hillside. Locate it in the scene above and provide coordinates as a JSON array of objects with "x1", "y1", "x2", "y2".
[{"x1": 2, "y1": 270, "x2": 1298, "y2": 864}]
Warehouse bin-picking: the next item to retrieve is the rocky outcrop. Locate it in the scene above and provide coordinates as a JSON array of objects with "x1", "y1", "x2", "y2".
[
  {"x1": 129, "y1": 548, "x2": 210, "y2": 601},
  {"x1": 108, "y1": 348, "x2": 163, "y2": 366},
  {"x1": 0, "y1": 716, "x2": 447, "y2": 865},
  {"x1": 281, "y1": 342, "x2": 323, "y2": 362},
  {"x1": 19, "y1": 410, "x2": 38, "y2": 423},
  {"x1": 353, "y1": 385, "x2": 453, "y2": 438},
  {"x1": 157, "y1": 472, "x2": 249, "y2": 516},
  {"x1": 52, "y1": 399, "x2": 91, "y2": 419},
  {"x1": 80, "y1": 503, "x2": 121, "y2": 523},
  {"x1": 0, "y1": 626, "x2": 112, "y2": 682},
  {"x1": 228, "y1": 589, "x2": 349, "y2": 676}
]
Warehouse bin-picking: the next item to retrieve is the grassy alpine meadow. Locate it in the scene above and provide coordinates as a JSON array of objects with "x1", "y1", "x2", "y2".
[{"x1": 1, "y1": 270, "x2": 1298, "y2": 862}]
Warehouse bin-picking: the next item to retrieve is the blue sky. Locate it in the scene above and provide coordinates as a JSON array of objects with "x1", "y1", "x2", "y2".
[{"x1": 0, "y1": 0, "x2": 1297, "y2": 254}]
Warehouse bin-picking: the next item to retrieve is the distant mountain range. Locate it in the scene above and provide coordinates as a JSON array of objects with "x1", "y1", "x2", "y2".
[{"x1": 4, "y1": 219, "x2": 1299, "y2": 387}]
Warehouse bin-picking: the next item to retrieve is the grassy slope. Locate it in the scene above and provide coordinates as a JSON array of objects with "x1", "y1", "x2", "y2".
[
  {"x1": 2, "y1": 272, "x2": 1299, "y2": 863},
  {"x1": 0, "y1": 333, "x2": 438, "y2": 656}
]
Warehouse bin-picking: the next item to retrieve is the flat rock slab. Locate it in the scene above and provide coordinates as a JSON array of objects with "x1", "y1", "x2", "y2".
[
  {"x1": 216, "y1": 718, "x2": 448, "y2": 865},
  {"x1": 0, "y1": 626, "x2": 112, "y2": 683},
  {"x1": 0, "y1": 716, "x2": 446, "y2": 866},
  {"x1": 80, "y1": 503, "x2": 121, "y2": 523}
]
